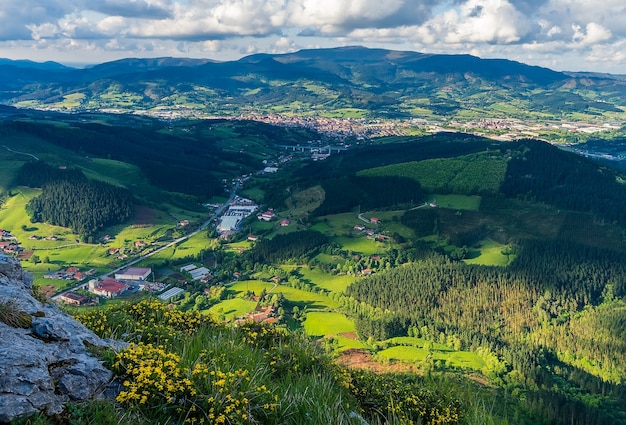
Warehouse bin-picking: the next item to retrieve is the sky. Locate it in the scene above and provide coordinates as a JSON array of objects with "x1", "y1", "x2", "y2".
[{"x1": 0, "y1": 0, "x2": 624, "y2": 73}]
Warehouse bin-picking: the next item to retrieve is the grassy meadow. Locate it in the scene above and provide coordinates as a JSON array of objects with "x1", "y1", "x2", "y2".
[{"x1": 375, "y1": 337, "x2": 487, "y2": 371}]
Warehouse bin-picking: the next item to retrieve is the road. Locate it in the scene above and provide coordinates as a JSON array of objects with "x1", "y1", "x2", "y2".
[
  {"x1": 51, "y1": 182, "x2": 240, "y2": 301},
  {"x1": 2, "y1": 145, "x2": 40, "y2": 161}
]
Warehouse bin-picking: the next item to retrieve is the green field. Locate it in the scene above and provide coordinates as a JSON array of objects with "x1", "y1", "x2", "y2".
[
  {"x1": 303, "y1": 312, "x2": 356, "y2": 337},
  {"x1": 295, "y1": 266, "x2": 354, "y2": 293},
  {"x1": 206, "y1": 298, "x2": 258, "y2": 321},
  {"x1": 312, "y1": 212, "x2": 361, "y2": 235},
  {"x1": 375, "y1": 337, "x2": 486, "y2": 370},
  {"x1": 358, "y1": 153, "x2": 507, "y2": 195},
  {"x1": 427, "y1": 194, "x2": 481, "y2": 211},
  {"x1": 464, "y1": 239, "x2": 515, "y2": 266},
  {"x1": 333, "y1": 235, "x2": 382, "y2": 256},
  {"x1": 226, "y1": 279, "x2": 339, "y2": 310}
]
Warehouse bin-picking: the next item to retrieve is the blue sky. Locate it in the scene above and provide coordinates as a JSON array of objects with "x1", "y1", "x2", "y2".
[{"x1": 0, "y1": 0, "x2": 624, "y2": 73}]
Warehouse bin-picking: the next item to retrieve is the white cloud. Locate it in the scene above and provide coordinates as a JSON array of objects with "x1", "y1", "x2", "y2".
[
  {"x1": 0, "y1": 0, "x2": 624, "y2": 72},
  {"x1": 572, "y1": 22, "x2": 612, "y2": 46}
]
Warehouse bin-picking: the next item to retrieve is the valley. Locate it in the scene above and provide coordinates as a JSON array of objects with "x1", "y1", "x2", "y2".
[{"x1": 1, "y1": 48, "x2": 626, "y2": 424}]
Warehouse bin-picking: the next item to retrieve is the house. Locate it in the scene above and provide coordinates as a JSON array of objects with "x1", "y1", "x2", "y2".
[
  {"x1": 178, "y1": 220, "x2": 189, "y2": 227},
  {"x1": 280, "y1": 219, "x2": 290, "y2": 227},
  {"x1": 134, "y1": 240, "x2": 146, "y2": 248},
  {"x1": 115, "y1": 267, "x2": 152, "y2": 281},
  {"x1": 60, "y1": 291, "x2": 91, "y2": 306},
  {"x1": 88, "y1": 279, "x2": 128, "y2": 298},
  {"x1": 258, "y1": 211, "x2": 275, "y2": 221},
  {"x1": 361, "y1": 269, "x2": 373, "y2": 276},
  {"x1": 200, "y1": 273, "x2": 214, "y2": 283},
  {"x1": 370, "y1": 217, "x2": 380, "y2": 224},
  {"x1": 236, "y1": 305, "x2": 277, "y2": 324},
  {"x1": 247, "y1": 235, "x2": 258, "y2": 241},
  {"x1": 354, "y1": 224, "x2": 366, "y2": 231}
]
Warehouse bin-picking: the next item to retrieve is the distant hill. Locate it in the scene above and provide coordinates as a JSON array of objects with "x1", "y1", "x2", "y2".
[
  {"x1": 0, "y1": 58, "x2": 72, "y2": 70},
  {"x1": 0, "y1": 46, "x2": 624, "y2": 120}
]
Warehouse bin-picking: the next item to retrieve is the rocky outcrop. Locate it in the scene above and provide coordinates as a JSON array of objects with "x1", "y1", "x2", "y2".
[{"x1": 0, "y1": 255, "x2": 123, "y2": 423}]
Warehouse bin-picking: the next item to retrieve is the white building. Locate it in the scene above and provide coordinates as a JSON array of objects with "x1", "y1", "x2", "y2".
[{"x1": 115, "y1": 267, "x2": 152, "y2": 281}]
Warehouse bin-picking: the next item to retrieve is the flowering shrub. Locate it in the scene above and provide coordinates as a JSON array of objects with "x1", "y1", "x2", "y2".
[
  {"x1": 113, "y1": 343, "x2": 195, "y2": 410},
  {"x1": 113, "y1": 343, "x2": 278, "y2": 424},
  {"x1": 345, "y1": 369, "x2": 462, "y2": 424},
  {"x1": 75, "y1": 299, "x2": 206, "y2": 347},
  {"x1": 236, "y1": 319, "x2": 289, "y2": 349}
]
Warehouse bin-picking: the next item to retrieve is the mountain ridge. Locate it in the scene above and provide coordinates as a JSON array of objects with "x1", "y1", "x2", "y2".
[{"x1": 0, "y1": 46, "x2": 624, "y2": 122}]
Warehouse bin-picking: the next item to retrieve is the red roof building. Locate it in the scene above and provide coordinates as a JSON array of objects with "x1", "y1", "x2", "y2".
[{"x1": 88, "y1": 279, "x2": 128, "y2": 298}]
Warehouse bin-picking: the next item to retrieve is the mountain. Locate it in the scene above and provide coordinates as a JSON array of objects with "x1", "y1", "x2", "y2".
[
  {"x1": 0, "y1": 46, "x2": 624, "y2": 120},
  {"x1": 0, "y1": 58, "x2": 72, "y2": 70}
]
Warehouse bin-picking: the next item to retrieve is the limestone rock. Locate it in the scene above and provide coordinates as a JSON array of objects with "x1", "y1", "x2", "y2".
[{"x1": 0, "y1": 255, "x2": 123, "y2": 423}]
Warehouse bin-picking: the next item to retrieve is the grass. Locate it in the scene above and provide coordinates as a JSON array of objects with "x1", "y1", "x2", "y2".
[
  {"x1": 303, "y1": 312, "x2": 356, "y2": 337},
  {"x1": 464, "y1": 239, "x2": 514, "y2": 266},
  {"x1": 78, "y1": 158, "x2": 147, "y2": 188},
  {"x1": 295, "y1": 266, "x2": 354, "y2": 293},
  {"x1": 332, "y1": 335, "x2": 372, "y2": 351},
  {"x1": 375, "y1": 337, "x2": 487, "y2": 371},
  {"x1": 0, "y1": 159, "x2": 25, "y2": 191},
  {"x1": 283, "y1": 185, "x2": 325, "y2": 219},
  {"x1": 333, "y1": 236, "x2": 382, "y2": 256},
  {"x1": 0, "y1": 300, "x2": 32, "y2": 328},
  {"x1": 224, "y1": 280, "x2": 339, "y2": 310},
  {"x1": 206, "y1": 298, "x2": 258, "y2": 320},
  {"x1": 427, "y1": 194, "x2": 481, "y2": 211}
]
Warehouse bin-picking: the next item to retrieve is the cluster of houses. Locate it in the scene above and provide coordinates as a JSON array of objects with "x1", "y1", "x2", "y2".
[
  {"x1": 44, "y1": 267, "x2": 95, "y2": 281},
  {"x1": 0, "y1": 230, "x2": 22, "y2": 255},
  {"x1": 257, "y1": 209, "x2": 290, "y2": 227},
  {"x1": 353, "y1": 218, "x2": 390, "y2": 242},
  {"x1": 235, "y1": 304, "x2": 278, "y2": 325},
  {"x1": 179, "y1": 263, "x2": 214, "y2": 283}
]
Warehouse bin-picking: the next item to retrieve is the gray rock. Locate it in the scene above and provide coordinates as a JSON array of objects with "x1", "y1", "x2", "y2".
[{"x1": 0, "y1": 255, "x2": 122, "y2": 423}]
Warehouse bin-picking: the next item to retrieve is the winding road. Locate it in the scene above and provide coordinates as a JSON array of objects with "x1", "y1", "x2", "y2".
[{"x1": 2, "y1": 145, "x2": 39, "y2": 161}]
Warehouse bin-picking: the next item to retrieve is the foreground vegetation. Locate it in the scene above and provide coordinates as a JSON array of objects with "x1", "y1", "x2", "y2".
[{"x1": 14, "y1": 300, "x2": 475, "y2": 425}]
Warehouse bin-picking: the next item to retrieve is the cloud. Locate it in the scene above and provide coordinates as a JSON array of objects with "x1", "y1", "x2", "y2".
[
  {"x1": 92, "y1": 0, "x2": 172, "y2": 19},
  {"x1": 572, "y1": 23, "x2": 612, "y2": 46},
  {"x1": 0, "y1": 0, "x2": 625, "y2": 72}
]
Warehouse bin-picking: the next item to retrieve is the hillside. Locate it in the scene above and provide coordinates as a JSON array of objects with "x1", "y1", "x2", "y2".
[
  {"x1": 0, "y1": 47, "x2": 625, "y2": 121},
  {"x1": 2, "y1": 111, "x2": 626, "y2": 424}
]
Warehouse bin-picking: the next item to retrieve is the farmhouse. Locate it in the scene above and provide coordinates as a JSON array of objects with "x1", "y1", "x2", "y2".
[
  {"x1": 258, "y1": 210, "x2": 275, "y2": 221},
  {"x1": 60, "y1": 291, "x2": 92, "y2": 306},
  {"x1": 115, "y1": 267, "x2": 152, "y2": 281},
  {"x1": 280, "y1": 219, "x2": 290, "y2": 227},
  {"x1": 88, "y1": 279, "x2": 128, "y2": 298}
]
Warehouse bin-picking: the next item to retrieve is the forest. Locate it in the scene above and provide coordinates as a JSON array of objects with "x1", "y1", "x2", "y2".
[
  {"x1": 20, "y1": 162, "x2": 134, "y2": 240},
  {"x1": 344, "y1": 241, "x2": 626, "y2": 423}
]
